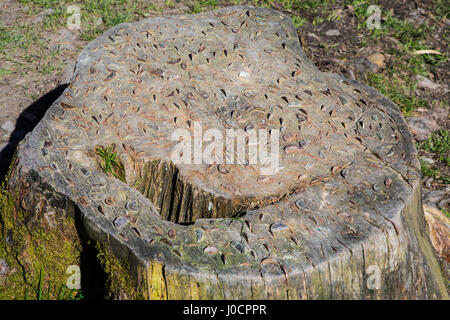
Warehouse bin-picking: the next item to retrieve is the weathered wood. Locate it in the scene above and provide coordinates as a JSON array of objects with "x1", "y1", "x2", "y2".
[{"x1": 2, "y1": 6, "x2": 448, "y2": 299}]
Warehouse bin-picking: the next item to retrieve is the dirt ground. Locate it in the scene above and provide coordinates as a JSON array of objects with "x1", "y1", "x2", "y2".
[{"x1": 0, "y1": 0, "x2": 448, "y2": 253}]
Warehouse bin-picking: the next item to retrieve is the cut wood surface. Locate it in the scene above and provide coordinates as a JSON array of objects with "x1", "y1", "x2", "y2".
[{"x1": 4, "y1": 6, "x2": 448, "y2": 299}]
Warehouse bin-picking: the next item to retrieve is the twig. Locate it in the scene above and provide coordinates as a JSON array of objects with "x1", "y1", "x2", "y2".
[{"x1": 412, "y1": 49, "x2": 443, "y2": 55}]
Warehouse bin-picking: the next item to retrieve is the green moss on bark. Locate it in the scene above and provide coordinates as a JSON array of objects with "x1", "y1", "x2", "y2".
[
  {"x1": 95, "y1": 241, "x2": 143, "y2": 300},
  {"x1": 0, "y1": 180, "x2": 83, "y2": 300}
]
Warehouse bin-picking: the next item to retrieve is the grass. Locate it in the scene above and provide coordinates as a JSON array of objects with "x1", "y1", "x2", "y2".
[
  {"x1": 0, "y1": 14, "x2": 62, "y2": 78},
  {"x1": 366, "y1": 72, "x2": 427, "y2": 116},
  {"x1": 419, "y1": 159, "x2": 449, "y2": 184},
  {"x1": 345, "y1": 0, "x2": 448, "y2": 116},
  {"x1": 27, "y1": 266, "x2": 84, "y2": 300},
  {"x1": 0, "y1": 69, "x2": 14, "y2": 76},
  {"x1": 442, "y1": 208, "x2": 450, "y2": 219},
  {"x1": 312, "y1": 16, "x2": 325, "y2": 25},
  {"x1": 291, "y1": 16, "x2": 307, "y2": 28},
  {"x1": 80, "y1": 0, "x2": 154, "y2": 40},
  {"x1": 95, "y1": 145, "x2": 124, "y2": 180},
  {"x1": 188, "y1": 0, "x2": 218, "y2": 13},
  {"x1": 418, "y1": 129, "x2": 450, "y2": 185},
  {"x1": 37, "y1": 266, "x2": 44, "y2": 300},
  {"x1": 0, "y1": 24, "x2": 40, "y2": 53},
  {"x1": 18, "y1": 0, "x2": 163, "y2": 41},
  {"x1": 427, "y1": 0, "x2": 450, "y2": 20},
  {"x1": 16, "y1": 249, "x2": 85, "y2": 300},
  {"x1": 270, "y1": 0, "x2": 331, "y2": 12},
  {"x1": 419, "y1": 130, "x2": 450, "y2": 166}
]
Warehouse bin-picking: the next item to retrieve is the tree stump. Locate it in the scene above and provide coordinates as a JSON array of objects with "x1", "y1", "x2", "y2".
[{"x1": 3, "y1": 6, "x2": 448, "y2": 299}]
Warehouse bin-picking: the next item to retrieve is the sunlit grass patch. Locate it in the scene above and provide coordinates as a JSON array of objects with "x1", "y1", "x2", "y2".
[
  {"x1": 0, "y1": 24, "x2": 40, "y2": 53},
  {"x1": 365, "y1": 72, "x2": 427, "y2": 116},
  {"x1": 419, "y1": 159, "x2": 450, "y2": 184},
  {"x1": 417, "y1": 130, "x2": 450, "y2": 184},
  {"x1": 95, "y1": 145, "x2": 125, "y2": 181},
  {"x1": 188, "y1": 0, "x2": 218, "y2": 14},
  {"x1": 419, "y1": 130, "x2": 450, "y2": 166}
]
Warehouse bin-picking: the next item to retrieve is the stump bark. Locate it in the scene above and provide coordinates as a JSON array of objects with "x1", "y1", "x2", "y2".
[{"x1": 2, "y1": 6, "x2": 448, "y2": 299}]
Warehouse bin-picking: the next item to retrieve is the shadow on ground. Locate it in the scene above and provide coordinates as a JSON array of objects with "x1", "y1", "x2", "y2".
[{"x1": 0, "y1": 84, "x2": 68, "y2": 182}]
